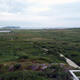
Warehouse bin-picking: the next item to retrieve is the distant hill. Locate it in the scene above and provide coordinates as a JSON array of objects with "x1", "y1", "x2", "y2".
[{"x1": 2, "y1": 26, "x2": 20, "y2": 29}]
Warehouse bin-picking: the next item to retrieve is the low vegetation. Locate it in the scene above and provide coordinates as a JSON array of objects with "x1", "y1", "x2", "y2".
[{"x1": 0, "y1": 28, "x2": 80, "y2": 80}]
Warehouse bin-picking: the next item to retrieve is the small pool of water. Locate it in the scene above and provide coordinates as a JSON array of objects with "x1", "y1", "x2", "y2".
[{"x1": 0, "y1": 31, "x2": 11, "y2": 32}]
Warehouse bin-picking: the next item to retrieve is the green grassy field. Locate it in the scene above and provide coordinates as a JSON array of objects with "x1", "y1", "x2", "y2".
[
  {"x1": 0, "y1": 28, "x2": 80, "y2": 64},
  {"x1": 0, "y1": 28, "x2": 80, "y2": 80}
]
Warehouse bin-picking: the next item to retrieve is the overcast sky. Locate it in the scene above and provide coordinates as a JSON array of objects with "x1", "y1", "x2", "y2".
[{"x1": 0, "y1": 0, "x2": 80, "y2": 29}]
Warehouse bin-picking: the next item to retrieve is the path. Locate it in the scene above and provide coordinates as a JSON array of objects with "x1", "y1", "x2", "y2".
[{"x1": 60, "y1": 54, "x2": 80, "y2": 69}]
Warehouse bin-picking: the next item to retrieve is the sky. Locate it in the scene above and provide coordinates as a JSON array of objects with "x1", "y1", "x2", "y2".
[{"x1": 0, "y1": 0, "x2": 80, "y2": 29}]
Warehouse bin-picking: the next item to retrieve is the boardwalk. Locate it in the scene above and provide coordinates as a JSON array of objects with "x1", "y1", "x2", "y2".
[
  {"x1": 60, "y1": 54, "x2": 80, "y2": 69},
  {"x1": 69, "y1": 70, "x2": 80, "y2": 80}
]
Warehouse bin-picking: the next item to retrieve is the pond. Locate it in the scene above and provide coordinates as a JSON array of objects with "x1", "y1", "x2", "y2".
[{"x1": 0, "y1": 31, "x2": 11, "y2": 32}]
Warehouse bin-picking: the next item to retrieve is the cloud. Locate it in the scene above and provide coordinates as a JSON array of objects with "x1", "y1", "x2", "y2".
[
  {"x1": 0, "y1": 0, "x2": 80, "y2": 28},
  {"x1": 28, "y1": 0, "x2": 77, "y2": 4},
  {"x1": 0, "y1": 0, "x2": 78, "y2": 14},
  {"x1": 0, "y1": 12, "x2": 48, "y2": 22}
]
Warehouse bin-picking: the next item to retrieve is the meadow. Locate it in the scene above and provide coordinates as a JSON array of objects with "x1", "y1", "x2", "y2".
[{"x1": 0, "y1": 28, "x2": 80, "y2": 80}]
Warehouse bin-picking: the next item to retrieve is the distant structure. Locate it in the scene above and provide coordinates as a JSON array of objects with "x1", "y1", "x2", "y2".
[{"x1": 69, "y1": 70, "x2": 80, "y2": 80}]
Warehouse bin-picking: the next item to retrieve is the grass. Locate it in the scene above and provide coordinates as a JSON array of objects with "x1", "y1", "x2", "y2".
[
  {"x1": 0, "y1": 28, "x2": 80, "y2": 64},
  {"x1": 0, "y1": 28, "x2": 80, "y2": 80}
]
